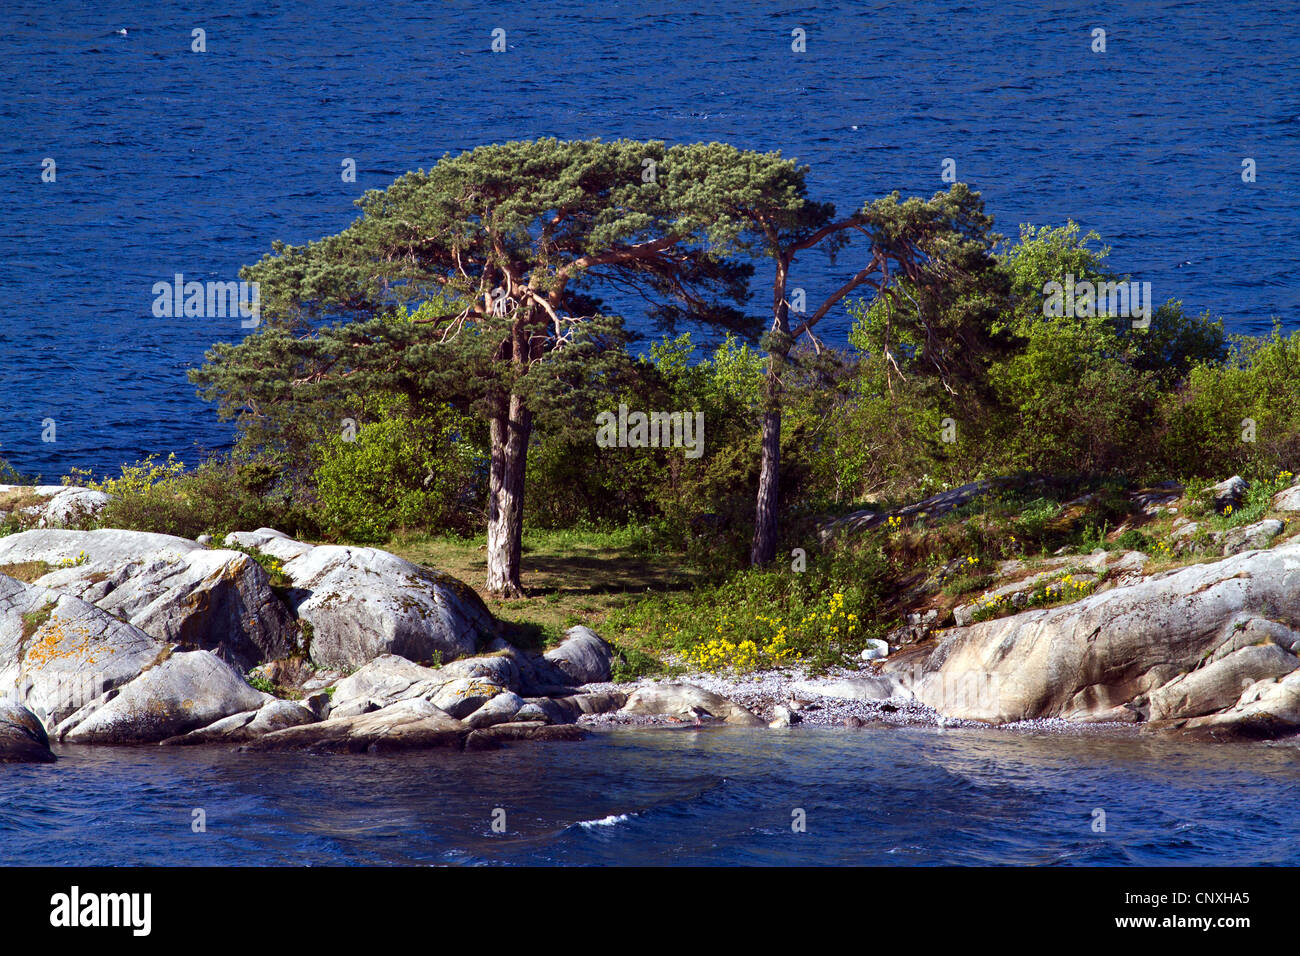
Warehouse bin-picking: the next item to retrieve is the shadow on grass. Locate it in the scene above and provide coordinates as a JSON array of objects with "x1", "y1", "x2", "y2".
[{"x1": 519, "y1": 553, "x2": 697, "y2": 597}]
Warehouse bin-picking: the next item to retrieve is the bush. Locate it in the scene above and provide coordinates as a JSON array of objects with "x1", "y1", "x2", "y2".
[
  {"x1": 1156, "y1": 328, "x2": 1300, "y2": 480},
  {"x1": 607, "y1": 540, "x2": 891, "y2": 673},
  {"x1": 81, "y1": 454, "x2": 307, "y2": 540},
  {"x1": 312, "y1": 408, "x2": 485, "y2": 543},
  {"x1": 525, "y1": 333, "x2": 767, "y2": 567}
]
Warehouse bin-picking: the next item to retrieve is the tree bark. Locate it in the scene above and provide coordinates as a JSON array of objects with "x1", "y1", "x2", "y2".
[
  {"x1": 750, "y1": 399, "x2": 782, "y2": 566},
  {"x1": 750, "y1": 255, "x2": 792, "y2": 567},
  {"x1": 485, "y1": 390, "x2": 532, "y2": 597}
]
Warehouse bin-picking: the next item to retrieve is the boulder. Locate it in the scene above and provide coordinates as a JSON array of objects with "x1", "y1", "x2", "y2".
[
  {"x1": 0, "y1": 697, "x2": 55, "y2": 763},
  {"x1": 242, "y1": 698, "x2": 469, "y2": 753},
  {"x1": 884, "y1": 539, "x2": 1300, "y2": 735},
  {"x1": 541, "y1": 626, "x2": 614, "y2": 684},
  {"x1": 430, "y1": 678, "x2": 503, "y2": 719},
  {"x1": 513, "y1": 701, "x2": 553, "y2": 723},
  {"x1": 225, "y1": 529, "x2": 494, "y2": 669},
  {"x1": 464, "y1": 691, "x2": 526, "y2": 729},
  {"x1": 0, "y1": 573, "x2": 167, "y2": 726},
  {"x1": 1272, "y1": 484, "x2": 1300, "y2": 512},
  {"x1": 161, "y1": 698, "x2": 318, "y2": 745},
  {"x1": 1220, "y1": 519, "x2": 1283, "y2": 556},
  {"x1": 40, "y1": 488, "x2": 112, "y2": 529},
  {"x1": 885, "y1": 622, "x2": 931, "y2": 646},
  {"x1": 435, "y1": 651, "x2": 522, "y2": 691},
  {"x1": 768, "y1": 705, "x2": 800, "y2": 728},
  {"x1": 0, "y1": 484, "x2": 111, "y2": 530},
  {"x1": 790, "y1": 676, "x2": 903, "y2": 702},
  {"x1": 860, "y1": 638, "x2": 889, "y2": 661},
  {"x1": 0, "y1": 529, "x2": 297, "y2": 670},
  {"x1": 621, "y1": 683, "x2": 764, "y2": 726},
  {"x1": 520, "y1": 691, "x2": 627, "y2": 725},
  {"x1": 62, "y1": 650, "x2": 270, "y2": 743},
  {"x1": 328, "y1": 655, "x2": 446, "y2": 715},
  {"x1": 1210, "y1": 475, "x2": 1248, "y2": 513},
  {"x1": 1147, "y1": 643, "x2": 1299, "y2": 721},
  {"x1": 1130, "y1": 482, "x2": 1183, "y2": 516},
  {"x1": 558, "y1": 690, "x2": 627, "y2": 716},
  {"x1": 1182, "y1": 670, "x2": 1300, "y2": 739}
]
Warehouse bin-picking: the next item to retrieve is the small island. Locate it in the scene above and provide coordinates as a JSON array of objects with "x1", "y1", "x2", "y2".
[{"x1": 3, "y1": 138, "x2": 1299, "y2": 763}]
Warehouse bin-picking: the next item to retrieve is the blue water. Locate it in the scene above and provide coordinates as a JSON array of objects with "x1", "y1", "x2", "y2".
[
  {"x1": 2, "y1": 727, "x2": 1297, "y2": 865},
  {"x1": 2, "y1": 0, "x2": 1298, "y2": 477}
]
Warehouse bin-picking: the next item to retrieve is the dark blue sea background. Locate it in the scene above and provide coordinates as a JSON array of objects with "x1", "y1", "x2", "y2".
[
  {"x1": 2, "y1": 2, "x2": 1299, "y2": 867},
  {"x1": 2, "y1": 0, "x2": 1298, "y2": 477},
  {"x1": 2, "y1": 727, "x2": 1298, "y2": 866}
]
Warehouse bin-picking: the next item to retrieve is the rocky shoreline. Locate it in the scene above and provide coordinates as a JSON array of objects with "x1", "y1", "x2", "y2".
[{"x1": 3, "y1": 476, "x2": 1300, "y2": 763}]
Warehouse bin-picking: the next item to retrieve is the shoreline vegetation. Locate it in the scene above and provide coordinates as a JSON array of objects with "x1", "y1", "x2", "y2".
[{"x1": 4, "y1": 137, "x2": 1300, "y2": 760}]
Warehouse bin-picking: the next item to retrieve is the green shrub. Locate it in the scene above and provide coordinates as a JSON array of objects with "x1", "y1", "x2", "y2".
[
  {"x1": 1115, "y1": 528, "x2": 1150, "y2": 551},
  {"x1": 608, "y1": 540, "x2": 891, "y2": 673},
  {"x1": 1157, "y1": 328, "x2": 1300, "y2": 480},
  {"x1": 80, "y1": 454, "x2": 309, "y2": 540},
  {"x1": 312, "y1": 409, "x2": 484, "y2": 543}
]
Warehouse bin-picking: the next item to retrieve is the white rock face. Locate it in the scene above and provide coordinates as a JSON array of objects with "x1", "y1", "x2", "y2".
[
  {"x1": 0, "y1": 573, "x2": 166, "y2": 727},
  {"x1": 621, "y1": 683, "x2": 764, "y2": 726},
  {"x1": 0, "y1": 529, "x2": 297, "y2": 669},
  {"x1": 328, "y1": 654, "x2": 448, "y2": 715},
  {"x1": 1147, "y1": 643, "x2": 1298, "y2": 721},
  {"x1": 465, "y1": 691, "x2": 526, "y2": 729},
  {"x1": 62, "y1": 649, "x2": 270, "y2": 744},
  {"x1": 1183, "y1": 670, "x2": 1300, "y2": 738},
  {"x1": 0, "y1": 484, "x2": 111, "y2": 529},
  {"x1": 430, "y1": 677, "x2": 504, "y2": 719},
  {"x1": 542, "y1": 626, "x2": 614, "y2": 684},
  {"x1": 1273, "y1": 484, "x2": 1300, "y2": 512},
  {"x1": 225, "y1": 529, "x2": 493, "y2": 669},
  {"x1": 243, "y1": 697, "x2": 470, "y2": 753},
  {"x1": 162, "y1": 698, "x2": 319, "y2": 745},
  {"x1": 885, "y1": 538, "x2": 1300, "y2": 735}
]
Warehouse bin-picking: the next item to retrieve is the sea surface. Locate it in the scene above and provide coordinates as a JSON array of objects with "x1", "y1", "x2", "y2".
[
  {"x1": 2, "y1": 0, "x2": 1298, "y2": 477},
  {"x1": 3, "y1": 4, "x2": 1299, "y2": 868},
  {"x1": 2, "y1": 727, "x2": 1297, "y2": 866}
]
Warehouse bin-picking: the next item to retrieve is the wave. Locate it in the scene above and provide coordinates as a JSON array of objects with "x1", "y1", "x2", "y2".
[{"x1": 574, "y1": 812, "x2": 636, "y2": 829}]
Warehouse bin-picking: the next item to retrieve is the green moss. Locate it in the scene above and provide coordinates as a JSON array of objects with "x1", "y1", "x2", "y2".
[{"x1": 20, "y1": 600, "x2": 56, "y2": 642}]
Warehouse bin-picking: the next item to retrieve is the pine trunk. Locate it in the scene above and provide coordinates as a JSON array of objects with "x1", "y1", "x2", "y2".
[
  {"x1": 754, "y1": 356, "x2": 780, "y2": 567},
  {"x1": 750, "y1": 399, "x2": 782, "y2": 566},
  {"x1": 751, "y1": 255, "x2": 792, "y2": 568},
  {"x1": 486, "y1": 391, "x2": 532, "y2": 597}
]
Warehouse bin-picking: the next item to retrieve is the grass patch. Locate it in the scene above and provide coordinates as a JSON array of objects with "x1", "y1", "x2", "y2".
[
  {"x1": 969, "y1": 570, "x2": 1102, "y2": 623},
  {"x1": 0, "y1": 560, "x2": 53, "y2": 583},
  {"x1": 388, "y1": 526, "x2": 698, "y2": 669},
  {"x1": 0, "y1": 488, "x2": 49, "y2": 513}
]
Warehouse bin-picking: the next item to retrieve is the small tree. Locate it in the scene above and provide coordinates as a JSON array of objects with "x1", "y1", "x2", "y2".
[
  {"x1": 194, "y1": 138, "x2": 757, "y2": 595},
  {"x1": 668, "y1": 140, "x2": 1007, "y2": 565}
]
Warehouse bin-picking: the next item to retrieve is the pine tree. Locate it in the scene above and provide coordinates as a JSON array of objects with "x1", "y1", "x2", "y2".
[{"x1": 192, "y1": 138, "x2": 758, "y2": 595}]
